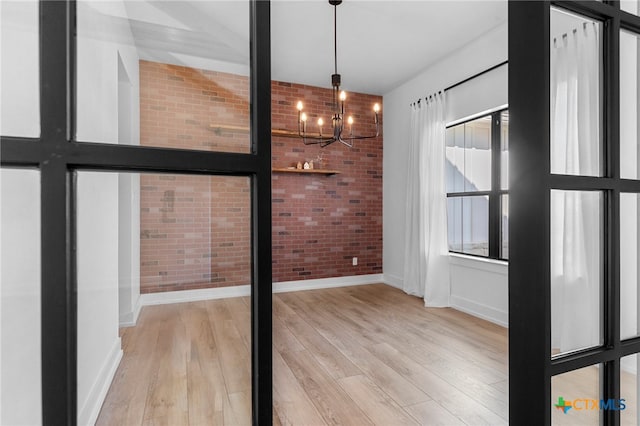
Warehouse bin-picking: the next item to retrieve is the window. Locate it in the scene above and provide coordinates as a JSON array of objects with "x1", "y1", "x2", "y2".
[{"x1": 446, "y1": 110, "x2": 508, "y2": 259}]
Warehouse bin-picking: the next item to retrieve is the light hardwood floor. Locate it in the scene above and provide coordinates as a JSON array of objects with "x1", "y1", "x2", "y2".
[{"x1": 97, "y1": 284, "x2": 509, "y2": 425}]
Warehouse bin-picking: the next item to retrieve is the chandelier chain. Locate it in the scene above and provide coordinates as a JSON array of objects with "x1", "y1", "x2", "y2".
[{"x1": 334, "y1": 3, "x2": 338, "y2": 76}]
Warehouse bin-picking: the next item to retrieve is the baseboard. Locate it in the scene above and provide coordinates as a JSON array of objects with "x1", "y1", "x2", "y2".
[
  {"x1": 133, "y1": 296, "x2": 142, "y2": 324},
  {"x1": 140, "y1": 285, "x2": 251, "y2": 306},
  {"x1": 77, "y1": 337, "x2": 123, "y2": 426},
  {"x1": 273, "y1": 274, "x2": 384, "y2": 293},
  {"x1": 450, "y1": 294, "x2": 508, "y2": 328},
  {"x1": 119, "y1": 296, "x2": 142, "y2": 328},
  {"x1": 138, "y1": 274, "x2": 385, "y2": 306},
  {"x1": 382, "y1": 273, "x2": 403, "y2": 289}
]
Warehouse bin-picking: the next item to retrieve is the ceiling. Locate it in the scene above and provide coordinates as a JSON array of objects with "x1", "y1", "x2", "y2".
[{"x1": 115, "y1": 0, "x2": 507, "y2": 95}]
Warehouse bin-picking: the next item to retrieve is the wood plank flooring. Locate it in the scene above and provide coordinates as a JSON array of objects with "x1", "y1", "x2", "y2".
[{"x1": 96, "y1": 283, "x2": 509, "y2": 425}]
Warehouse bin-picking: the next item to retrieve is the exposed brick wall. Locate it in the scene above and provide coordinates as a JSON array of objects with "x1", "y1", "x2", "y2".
[
  {"x1": 139, "y1": 174, "x2": 251, "y2": 293},
  {"x1": 139, "y1": 60, "x2": 250, "y2": 153},
  {"x1": 139, "y1": 60, "x2": 382, "y2": 292},
  {"x1": 271, "y1": 82, "x2": 383, "y2": 282},
  {"x1": 139, "y1": 61, "x2": 251, "y2": 293}
]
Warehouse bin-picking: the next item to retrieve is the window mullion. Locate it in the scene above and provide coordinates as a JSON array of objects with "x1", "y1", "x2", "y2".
[{"x1": 39, "y1": 1, "x2": 76, "y2": 424}]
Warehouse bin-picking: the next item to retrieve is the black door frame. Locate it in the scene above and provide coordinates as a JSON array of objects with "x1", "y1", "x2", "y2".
[
  {"x1": 0, "y1": 1, "x2": 272, "y2": 424},
  {"x1": 509, "y1": 1, "x2": 640, "y2": 424}
]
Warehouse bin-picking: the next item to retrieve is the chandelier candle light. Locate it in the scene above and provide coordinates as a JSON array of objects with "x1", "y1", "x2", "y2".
[{"x1": 295, "y1": 0, "x2": 380, "y2": 148}]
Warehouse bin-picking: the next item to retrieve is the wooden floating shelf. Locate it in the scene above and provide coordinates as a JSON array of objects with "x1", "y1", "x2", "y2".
[
  {"x1": 272, "y1": 167, "x2": 341, "y2": 176},
  {"x1": 209, "y1": 124, "x2": 302, "y2": 139},
  {"x1": 209, "y1": 124, "x2": 249, "y2": 134}
]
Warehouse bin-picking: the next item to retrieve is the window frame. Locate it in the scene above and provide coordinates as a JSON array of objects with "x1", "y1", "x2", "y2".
[
  {"x1": 446, "y1": 108, "x2": 508, "y2": 260},
  {"x1": 0, "y1": 1, "x2": 273, "y2": 423}
]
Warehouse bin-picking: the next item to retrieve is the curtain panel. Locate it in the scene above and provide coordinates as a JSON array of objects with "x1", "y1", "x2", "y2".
[
  {"x1": 550, "y1": 21, "x2": 601, "y2": 354},
  {"x1": 403, "y1": 93, "x2": 451, "y2": 307}
]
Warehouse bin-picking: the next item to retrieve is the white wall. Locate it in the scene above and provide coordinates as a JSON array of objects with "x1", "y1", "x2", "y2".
[
  {"x1": 0, "y1": 0, "x2": 40, "y2": 138},
  {"x1": 117, "y1": 55, "x2": 141, "y2": 327},
  {"x1": 449, "y1": 254, "x2": 508, "y2": 326},
  {"x1": 76, "y1": 172, "x2": 123, "y2": 426},
  {"x1": 1, "y1": 2, "x2": 43, "y2": 424},
  {"x1": 0, "y1": 170, "x2": 42, "y2": 425},
  {"x1": 1, "y1": 1, "x2": 140, "y2": 424},
  {"x1": 76, "y1": 1, "x2": 140, "y2": 424},
  {"x1": 382, "y1": 23, "x2": 508, "y2": 325}
]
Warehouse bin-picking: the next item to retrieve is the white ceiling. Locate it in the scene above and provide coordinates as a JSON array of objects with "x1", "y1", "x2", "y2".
[{"x1": 119, "y1": 0, "x2": 507, "y2": 95}]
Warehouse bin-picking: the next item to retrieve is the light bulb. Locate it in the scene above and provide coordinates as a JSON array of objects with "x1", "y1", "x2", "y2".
[
  {"x1": 296, "y1": 101, "x2": 303, "y2": 111},
  {"x1": 339, "y1": 91, "x2": 347, "y2": 101},
  {"x1": 317, "y1": 118, "x2": 324, "y2": 127},
  {"x1": 373, "y1": 103, "x2": 380, "y2": 113},
  {"x1": 348, "y1": 116, "x2": 354, "y2": 125},
  {"x1": 301, "y1": 112, "x2": 307, "y2": 122}
]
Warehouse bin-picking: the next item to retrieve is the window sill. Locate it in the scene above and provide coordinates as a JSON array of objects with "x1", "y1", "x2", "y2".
[{"x1": 449, "y1": 252, "x2": 508, "y2": 274}]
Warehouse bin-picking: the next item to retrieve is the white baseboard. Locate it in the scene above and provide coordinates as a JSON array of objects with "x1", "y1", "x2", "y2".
[
  {"x1": 138, "y1": 274, "x2": 385, "y2": 306},
  {"x1": 78, "y1": 338, "x2": 123, "y2": 426},
  {"x1": 273, "y1": 274, "x2": 384, "y2": 293},
  {"x1": 382, "y1": 273, "x2": 403, "y2": 289},
  {"x1": 450, "y1": 295, "x2": 508, "y2": 328},
  {"x1": 140, "y1": 285, "x2": 251, "y2": 306},
  {"x1": 119, "y1": 296, "x2": 142, "y2": 328},
  {"x1": 133, "y1": 297, "x2": 142, "y2": 324}
]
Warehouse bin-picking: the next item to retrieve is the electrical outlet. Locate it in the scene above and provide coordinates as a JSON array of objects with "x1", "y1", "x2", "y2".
[{"x1": 352, "y1": 257, "x2": 358, "y2": 266}]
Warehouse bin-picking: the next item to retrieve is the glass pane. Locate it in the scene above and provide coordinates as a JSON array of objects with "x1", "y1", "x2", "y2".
[
  {"x1": 501, "y1": 194, "x2": 509, "y2": 259},
  {"x1": 0, "y1": 0, "x2": 40, "y2": 137},
  {"x1": 447, "y1": 197, "x2": 462, "y2": 252},
  {"x1": 446, "y1": 116, "x2": 491, "y2": 193},
  {"x1": 464, "y1": 117, "x2": 492, "y2": 192},
  {"x1": 620, "y1": 30, "x2": 640, "y2": 179},
  {"x1": 551, "y1": 365, "x2": 601, "y2": 425},
  {"x1": 550, "y1": 8, "x2": 603, "y2": 177},
  {"x1": 77, "y1": 171, "x2": 251, "y2": 425},
  {"x1": 0, "y1": 169, "x2": 41, "y2": 425},
  {"x1": 76, "y1": 1, "x2": 251, "y2": 152},
  {"x1": 445, "y1": 125, "x2": 465, "y2": 193},
  {"x1": 621, "y1": 354, "x2": 638, "y2": 424},
  {"x1": 139, "y1": 174, "x2": 251, "y2": 293},
  {"x1": 447, "y1": 195, "x2": 489, "y2": 256},
  {"x1": 466, "y1": 196, "x2": 489, "y2": 256},
  {"x1": 501, "y1": 111, "x2": 509, "y2": 190},
  {"x1": 551, "y1": 190, "x2": 602, "y2": 356},
  {"x1": 622, "y1": 0, "x2": 640, "y2": 16},
  {"x1": 621, "y1": 193, "x2": 640, "y2": 339}
]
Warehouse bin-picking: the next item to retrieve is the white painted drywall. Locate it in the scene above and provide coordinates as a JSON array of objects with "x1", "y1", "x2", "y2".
[
  {"x1": 0, "y1": 0, "x2": 40, "y2": 138},
  {"x1": 382, "y1": 22, "x2": 508, "y2": 325},
  {"x1": 0, "y1": 170, "x2": 42, "y2": 425},
  {"x1": 1, "y1": 2, "x2": 42, "y2": 424},
  {"x1": 0, "y1": 0, "x2": 141, "y2": 423},
  {"x1": 76, "y1": 172, "x2": 122, "y2": 425},
  {"x1": 75, "y1": 1, "x2": 140, "y2": 423},
  {"x1": 449, "y1": 254, "x2": 508, "y2": 327},
  {"x1": 117, "y1": 54, "x2": 141, "y2": 327}
]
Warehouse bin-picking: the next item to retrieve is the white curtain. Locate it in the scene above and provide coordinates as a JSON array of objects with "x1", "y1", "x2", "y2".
[
  {"x1": 550, "y1": 22, "x2": 601, "y2": 354},
  {"x1": 403, "y1": 93, "x2": 450, "y2": 307}
]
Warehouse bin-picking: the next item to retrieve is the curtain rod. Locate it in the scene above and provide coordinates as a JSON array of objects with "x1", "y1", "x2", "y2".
[{"x1": 410, "y1": 60, "x2": 508, "y2": 107}]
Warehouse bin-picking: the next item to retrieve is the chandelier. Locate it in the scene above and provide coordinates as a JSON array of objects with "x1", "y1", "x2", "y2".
[{"x1": 295, "y1": 0, "x2": 380, "y2": 148}]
